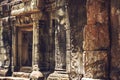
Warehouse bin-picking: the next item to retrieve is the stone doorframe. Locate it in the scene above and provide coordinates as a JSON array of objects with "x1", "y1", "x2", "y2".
[
  {"x1": 47, "y1": 0, "x2": 71, "y2": 80},
  {"x1": 17, "y1": 27, "x2": 33, "y2": 72},
  {"x1": 11, "y1": 13, "x2": 44, "y2": 79}
]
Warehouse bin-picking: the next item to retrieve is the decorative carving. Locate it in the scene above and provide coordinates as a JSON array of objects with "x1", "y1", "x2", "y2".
[
  {"x1": 11, "y1": 3, "x2": 25, "y2": 16},
  {"x1": 47, "y1": 1, "x2": 70, "y2": 80},
  {"x1": 83, "y1": 51, "x2": 108, "y2": 79},
  {"x1": 0, "y1": 16, "x2": 15, "y2": 76},
  {"x1": 45, "y1": 0, "x2": 56, "y2": 11},
  {"x1": 1, "y1": 1, "x2": 10, "y2": 17},
  {"x1": 68, "y1": 0, "x2": 87, "y2": 79},
  {"x1": 70, "y1": 52, "x2": 81, "y2": 80},
  {"x1": 15, "y1": 15, "x2": 33, "y2": 25},
  {"x1": 11, "y1": 1, "x2": 40, "y2": 16},
  {"x1": 30, "y1": 13, "x2": 43, "y2": 79},
  {"x1": 31, "y1": 0, "x2": 43, "y2": 10},
  {"x1": 54, "y1": 4, "x2": 68, "y2": 71},
  {"x1": 31, "y1": 13, "x2": 43, "y2": 20},
  {"x1": 55, "y1": 25, "x2": 66, "y2": 70}
]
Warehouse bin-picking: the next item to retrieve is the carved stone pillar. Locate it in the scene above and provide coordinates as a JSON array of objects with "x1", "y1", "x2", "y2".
[
  {"x1": 47, "y1": 0, "x2": 70, "y2": 80},
  {"x1": 11, "y1": 17, "x2": 16, "y2": 72},
  {"x1": 82, "y1": 0, "x2": 110, "y2": 80},
  {"x1": 30, "y1": 13, "x2": 43, "y2": 79}
]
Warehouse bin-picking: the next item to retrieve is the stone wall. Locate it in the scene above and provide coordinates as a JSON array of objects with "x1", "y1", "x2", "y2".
[
  {"x1": 82, "y1": 0, "x2": 110, "y2": 79},
  {"x1": 0, "y1": 0, "x2": 12, "y2": 76},
  {"x1": 110, "y1": 0, "x2": 120, "y2": 79}
]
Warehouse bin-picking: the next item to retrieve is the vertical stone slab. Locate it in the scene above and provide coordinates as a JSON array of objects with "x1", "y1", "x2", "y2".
[
  {"x1": 30, "y1": 13, "x2": 43, "y2": 79},
  {"x1": 11, "y1": 17, "x2": 16, "y2": 72},
  {"x1": 47, "y1": 0, "x2": 70, "y2": 80},
  {"x1": 82, "y1": 0, "x2": 110, "y2": 79}
]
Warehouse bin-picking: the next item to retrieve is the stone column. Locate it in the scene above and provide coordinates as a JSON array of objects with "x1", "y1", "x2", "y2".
[
  {"x1": 47, "y1": 0, "x2": 70, "y2": 80},
  {"x1": 11, "y1": 18, "x2": 16, "y2": 72},
  {"x1": 82, "y1": 0, "x2": 110, "y2": 80},
  {"x1": 30, "y1": 13, "x2": 43, "y2": 79}
]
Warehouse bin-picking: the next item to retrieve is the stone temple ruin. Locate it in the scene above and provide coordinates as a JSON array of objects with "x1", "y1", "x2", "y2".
[{"x1": 0, "y1": 0, "x2": 120, "y2": 80}]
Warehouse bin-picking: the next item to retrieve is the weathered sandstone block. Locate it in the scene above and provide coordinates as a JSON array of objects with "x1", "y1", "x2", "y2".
[
  {"x1": 83, "y1": 51, "x2": 108, "y2": 79},
  {"x1": 87, "y1": 0, "x2": 108, "y2": 25},
  {"x1": 83, "y1": 24, "x2": 109, "y2": 50}
]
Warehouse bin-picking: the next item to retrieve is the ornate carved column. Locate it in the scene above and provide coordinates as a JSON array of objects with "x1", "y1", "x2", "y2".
[
  {"x1": 47, "y1": 0, "x2": 70, "y2": 80},
  {"x1": 82, "y1": 0, "x2": 110, "y2": 80},
  {"x1": 30, "y1": 13, "x2": 43, "y2": 79}
]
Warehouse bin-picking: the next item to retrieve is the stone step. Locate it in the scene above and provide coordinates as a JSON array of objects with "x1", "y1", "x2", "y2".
[
  {"x1": 12, "y1": 72, "x2": 30, "y2": 78},
  {"x1": 0, "y1": 77, "x2": 29, "y2": 80}
]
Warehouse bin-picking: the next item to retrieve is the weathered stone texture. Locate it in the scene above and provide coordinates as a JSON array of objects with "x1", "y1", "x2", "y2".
[
  {"x1": 83, "y1": 24, "x2": 109, "y2": 50},
  {"x1": 13, "y1": 72, "x2": 30, "y2": 78},
  {"x1": 82, "y1": 0, "x2": 109, "y2": 79},
  {"x1": 83, "y1": 51, "x2": 108, "y2": 79},
  {"x1": 68, "y1": 1, "x2": 87, "y2": 79},
  {"x1": 87, "y1": 0, "x2": 108, "y2": 25}
]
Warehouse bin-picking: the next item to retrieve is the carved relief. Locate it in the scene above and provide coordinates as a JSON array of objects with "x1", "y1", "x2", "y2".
[
  {"x1": 31, "y1": 0, "x2": 43, "y2": 10},
  {"x1": 68, "y1": 0, "x2": 87, "y2": 79},
  {"x1": 11, "y1": 0, "x2": 41, "y2": 16},
  {"x1": 45, "y1": 0, "x2": 56, "y2": 11},
  {"x1": 70, "y1": 52, "x2": 81, "y2": 80},
  {"x1": 15, "y1": 15, "x2": 33, "y2": 25},
  {"x1": 11, "y1": 3, "x2": 25, "y2": 16},
  {"x1": 0, "y1": 16, "x2": 15, "y2": 76},
  {"x1": 55, "y1": 25, "x2": 66, "y2": 70},
  {"x1": 54, "y1": 4, "x2": 68, "y2": 70}
]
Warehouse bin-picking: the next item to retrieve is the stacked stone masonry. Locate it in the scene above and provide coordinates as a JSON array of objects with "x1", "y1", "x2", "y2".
[
  {"x1": 0, "y1": 0, "x2": 120, "y2": 80},
  {"x1": 82, "y1": 0, "x2": 110, "y2": 79}
]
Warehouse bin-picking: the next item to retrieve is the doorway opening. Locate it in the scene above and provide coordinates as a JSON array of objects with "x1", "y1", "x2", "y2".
[{"x1": 16, "y1": 27, "x2": 33, "y2": 73}]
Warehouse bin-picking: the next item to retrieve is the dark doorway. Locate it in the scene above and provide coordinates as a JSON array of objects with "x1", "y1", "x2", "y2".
[
  {"x1": 21, "y1": 31, "x2": 32, "y2": 67},
  {"x1": 17, "y1": 27, "x2": 33, "y2": 72}
]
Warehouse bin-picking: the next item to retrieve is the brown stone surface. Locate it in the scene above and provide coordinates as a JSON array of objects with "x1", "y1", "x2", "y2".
[
  {"x1": 83, "y1": 24, "x2": 109, "y2": 50},
  {"x1": 83, "y1": 51, "x2": 108, "y2": 79},
  {"x1": 87, "y1": 0, "x2": 108, "y2": 25}
]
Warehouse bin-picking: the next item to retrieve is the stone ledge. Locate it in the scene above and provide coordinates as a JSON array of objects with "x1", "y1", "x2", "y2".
[
  {"x1": 13, "y1": 72, "x2": 30, "y2": 78},
  {"x1": 47, "y1": 71, "x2": 69, "y2": 80},
  {"x1": 0, "y1": 77, "x2": 29, "y2": 80},
  {"x1": 82, "y1": 78, "x2": 107, "y2": 80}
]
